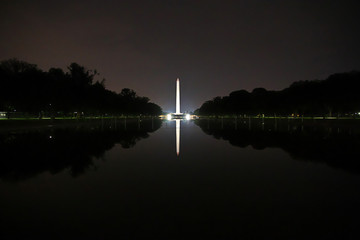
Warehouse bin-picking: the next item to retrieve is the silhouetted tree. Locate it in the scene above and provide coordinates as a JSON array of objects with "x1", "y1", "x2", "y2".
[
  {"x1": 195, "y1": 71, "x2": 360, "y2": 116},
  {"x1": 0, "y1": 59, "x2": 162, "y2": 116}
]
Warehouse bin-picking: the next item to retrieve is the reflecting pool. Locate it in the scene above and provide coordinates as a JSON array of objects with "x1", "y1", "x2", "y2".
[{"x1": 1, "y1": 118, "x2": 360, "y2": 239}]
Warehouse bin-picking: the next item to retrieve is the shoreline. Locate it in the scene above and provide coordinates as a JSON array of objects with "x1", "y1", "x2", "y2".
[{"x1": 0, "y1": 117, "x2": 159, "y2": 132}]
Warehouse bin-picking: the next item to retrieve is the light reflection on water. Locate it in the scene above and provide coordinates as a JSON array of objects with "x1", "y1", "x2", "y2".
[
  {"x1": 1, "y1": 118, "x2": 360, "y2": 239},
  {"x1": 176, "y1": 120, "x2": 180, "y2": 156}
]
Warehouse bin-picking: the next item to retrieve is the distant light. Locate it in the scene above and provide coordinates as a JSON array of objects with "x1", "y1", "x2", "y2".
[
  {"x1": 49, "y1": 136, "x2": 52, "y2": 139},
  {"x1": 185, "y1": 114, "x2": 191, "y2": 120},
  {"x1": 167, "y1": 114, "x2": 172, "y2": 120}
]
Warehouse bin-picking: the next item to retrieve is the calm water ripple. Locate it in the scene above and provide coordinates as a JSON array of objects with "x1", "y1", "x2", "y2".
[{"x1": 1, "y1": 118, "x2": 360, "y2": 239}]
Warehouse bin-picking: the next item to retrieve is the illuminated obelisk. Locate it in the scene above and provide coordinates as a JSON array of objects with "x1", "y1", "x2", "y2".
[
  {"x1": 176, "y1": 78, "x2": 180, "y2": 156},
  {"x1": 176, "y1": 78, "x2": 180, "y2": 114}
]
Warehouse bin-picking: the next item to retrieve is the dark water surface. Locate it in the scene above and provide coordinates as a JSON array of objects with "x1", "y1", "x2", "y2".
[{"x1": 1, "y1": 118, "x2": 360, "y2": 239}]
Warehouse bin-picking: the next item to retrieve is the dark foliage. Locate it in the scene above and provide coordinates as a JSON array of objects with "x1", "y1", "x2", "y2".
[
  {"x1": 195, "y1": 71, "x2": 360, "y2": 116},
  {"x1": 0, "y1": 59, "x2": 162, "y2": 116}
]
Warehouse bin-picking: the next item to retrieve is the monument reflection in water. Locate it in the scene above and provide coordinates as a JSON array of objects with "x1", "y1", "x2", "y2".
[
  {"x1": 172, "y1": 118, "x2": 191, "y2": 156},
  {"x1": 176, "y1": 119, "x2": 180, "y2": 156},
  {"x1": 1, "y1": 117, "x2": 360, "y2": 239}
]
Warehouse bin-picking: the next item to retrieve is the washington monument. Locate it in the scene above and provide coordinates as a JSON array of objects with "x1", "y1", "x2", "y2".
[
  {"x1": 167, "y1": 77, "x2": 191, "y2": 120},
  {"x1": 176, "y1": 78, "x2": 181, "y2": 114}
]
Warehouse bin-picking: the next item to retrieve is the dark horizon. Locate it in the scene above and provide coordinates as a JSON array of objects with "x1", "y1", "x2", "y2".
[{"x1": 1, "y1": 0, "x2": 360, "y2": 112}]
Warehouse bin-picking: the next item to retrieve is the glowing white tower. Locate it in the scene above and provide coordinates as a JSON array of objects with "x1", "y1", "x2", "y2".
[{"x1": 176, "y1": 78, "x2": 180, "y2": 114}]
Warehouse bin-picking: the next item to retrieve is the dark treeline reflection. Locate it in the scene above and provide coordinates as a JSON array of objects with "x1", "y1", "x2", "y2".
[
  {"x1": 195, "y1": 118, "x2": 360, "y2": 174},
  {"x1": 0, "y1": 119, "x2": 161, "y2": 181}
]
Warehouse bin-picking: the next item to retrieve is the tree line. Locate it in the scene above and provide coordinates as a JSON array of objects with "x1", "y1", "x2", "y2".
[
  {"x1": 195, "y1": 71, "x2": 360, "y2": 116},
  {"x1": 0, "y1": 58, "x2": 162, "y2": 117}
]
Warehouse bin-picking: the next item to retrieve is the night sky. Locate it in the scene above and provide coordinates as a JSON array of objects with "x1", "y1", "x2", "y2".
[{"x1": 1, "y1": 0, "x2": 360, "y2": 112}]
